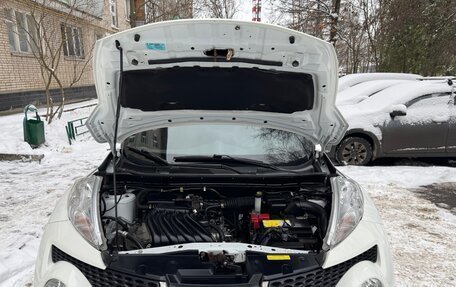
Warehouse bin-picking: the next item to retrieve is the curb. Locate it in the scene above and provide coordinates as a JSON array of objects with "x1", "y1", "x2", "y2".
[{"x1": 0, "y1": 153, "x2": 45, "y2": 163}]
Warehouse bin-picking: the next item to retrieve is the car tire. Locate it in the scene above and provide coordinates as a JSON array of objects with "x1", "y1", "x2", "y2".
[{"x1": 336, "y1": 137, "x2": 373, "y2": 166}]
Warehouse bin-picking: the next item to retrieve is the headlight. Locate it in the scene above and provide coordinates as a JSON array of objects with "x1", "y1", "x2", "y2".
[
  {"x1": 44, "y1": 279, "x2": 65, "y2": 287},
  {"x1": 68, "y1": 175, "x2": 104, "y2": 248},
  {"x1": 361, "y1": 278, "x2": 383, "y2": 287},
  {"x1": 324, "y1": 176, "x2": 364, "y2": 249}
]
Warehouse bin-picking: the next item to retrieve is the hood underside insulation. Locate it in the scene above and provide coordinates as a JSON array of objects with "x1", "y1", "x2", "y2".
[{"x1": 120, "y1": 67, "x2": 314, "y2": 113}]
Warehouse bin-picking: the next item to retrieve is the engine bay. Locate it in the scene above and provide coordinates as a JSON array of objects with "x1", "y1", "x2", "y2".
[{"x1": 100, "y1": 184, "x2": 331, "y2": 253}]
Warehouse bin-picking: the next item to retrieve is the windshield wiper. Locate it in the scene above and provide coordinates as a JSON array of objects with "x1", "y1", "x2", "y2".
[
  {"x1": 174, "y1": 154, "x2": 297, "y2": 173},
  {"x1": 123, "y1": 148, "x2": 244, "y2": 174},
  {"x1": 124, "y1": 146, "x2": 169, "y2": 166}
]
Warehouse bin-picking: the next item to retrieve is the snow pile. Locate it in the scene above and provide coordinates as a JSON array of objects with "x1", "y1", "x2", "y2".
[{"x1": 0, "y1": 100, "x2": 98, "y2": 156}]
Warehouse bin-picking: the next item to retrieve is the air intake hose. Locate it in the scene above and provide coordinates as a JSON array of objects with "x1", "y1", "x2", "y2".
[
  {"x1": 223, "y1": 197, "x2": 255, "y2": 209},
  {"x1": 284, "y1": 200, "x2": 328, "y2": 238}
]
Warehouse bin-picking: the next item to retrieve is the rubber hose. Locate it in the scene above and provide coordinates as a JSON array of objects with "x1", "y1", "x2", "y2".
[
  {"x1": 102, "y1": 216, "x2": 129, "y2": 230},
  {"x1": 136, "y1": 190, "x2": 149, "y2": 210},
  {"x1": 284, "y1": 200, "x2": 328, "y2": 237},
  {"x1": 125, "y1": 233, "x2": 144, "y2": 249},
  {"x1": 224, "y1": 197, "x2": 255, "y2": 209}
]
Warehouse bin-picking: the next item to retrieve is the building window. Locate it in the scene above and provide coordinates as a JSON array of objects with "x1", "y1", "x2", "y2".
[
  {"x1": 4, "y1": 8, "x2": 39, "y2": 53},
  {"x1": 109, "y1": 0, "x2": 118, "y2": 27},
  {"x1": 61, "y1": 24, "x2": 84, "y2": 58},
  {"x1": 152, "y1": 133, "x2": 158, "y2": 147},
  {"x1": 141, "y1": 131, "x2": 147, "y2": 144},
  {"x1": 125, "y1": 0, "x2": 131, "y2": 21}
]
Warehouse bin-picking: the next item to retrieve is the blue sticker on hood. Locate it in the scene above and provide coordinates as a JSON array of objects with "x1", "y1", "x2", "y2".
[{"x1": 146, "y1": 43, "x2": 166, "y2": 50}]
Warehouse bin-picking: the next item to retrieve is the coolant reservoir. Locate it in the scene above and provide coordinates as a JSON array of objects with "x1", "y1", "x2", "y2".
[{"x1": 104, "y1": 193, "x2": 136, "y2": 223}]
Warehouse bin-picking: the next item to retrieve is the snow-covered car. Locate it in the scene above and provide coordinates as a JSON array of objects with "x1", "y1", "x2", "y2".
[
  {"x1": 333, "y1": 80, "x2": 456, "y2": 165},
  {"x1": 34, "y1": 20, "x2": 393, "y2": 287},
  {"x1": 336, "y1": 79, "x2": 415, "y2": 106},
  {"x1": 338, "y1": 73, "x2": 421, "y2": 92}
]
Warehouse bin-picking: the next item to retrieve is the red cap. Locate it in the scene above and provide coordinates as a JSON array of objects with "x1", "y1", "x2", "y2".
[{"x1": 251, "y1": 213, "x2": 270, "y2": 229}]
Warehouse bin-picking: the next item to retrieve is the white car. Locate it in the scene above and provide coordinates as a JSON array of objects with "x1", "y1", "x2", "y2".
[
  {"x1": 338, "y1": 73, "x2": 421, "y2": 92},
  {"x1": 336, "y1": 79, "x2": 415, "y2": 106},
  {"x1": 34, "y1": 20, "x2": 393, "y2": 287}
]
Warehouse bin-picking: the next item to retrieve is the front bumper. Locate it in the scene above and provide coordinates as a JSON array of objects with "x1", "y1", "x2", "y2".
[
  {"x1": 34, "y1": 219, "x2": 393, "y2": 287},
  {"x1": 50, "y1": 244, "x2": 377, "y2": 287}
]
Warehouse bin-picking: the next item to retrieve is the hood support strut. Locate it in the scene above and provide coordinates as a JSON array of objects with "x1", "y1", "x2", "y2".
[{"x1": 111, "y1": 40, "x2": 123, "y2": 253}]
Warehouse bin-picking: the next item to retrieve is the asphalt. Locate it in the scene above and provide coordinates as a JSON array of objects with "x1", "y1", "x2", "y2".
[
  {"x1": 371, "y1": 158, "x2": 456, "y2": 215},
  {"x1": 338, "y1": 157, "x2": 456, "y2": 214},
  {"x1": 371, "y1": 157, "x2": 456, "y2": 167},
  {"x1": 411, "y1": 182, "x2": 456, "y2": 215}
]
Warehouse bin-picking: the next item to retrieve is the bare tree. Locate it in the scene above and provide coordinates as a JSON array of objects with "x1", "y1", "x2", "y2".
[
  {"x1": 128, "y1": 0, "x2": 193, "y2": 26},
  {"x1": 277, "y1": 0, "x2": 341, "y2": 45},
  {"x1": 336, "y1": 0, "x2": 367, "y2": 73},
  {"x1": 196, "y1": 0, "x2": 240, "y2": 19},
  {"x1": 5, "y1": 0, "x2": 103, "y2": 123},
  {"x1": 262, "y1": 0, "x2": 287, "y2": 25},
  {"x1": 256, "y1": 128, "x2": 314, "y2": 164},
  {"x1": 329, "y1": 0, "x2": 342, "y2": 46},
  {"x1": 359, "y1": 0, "x2": 382, "y2": 69},
  {"x1": 277, "y1": 0, "x2": 384, "y2": 74}
]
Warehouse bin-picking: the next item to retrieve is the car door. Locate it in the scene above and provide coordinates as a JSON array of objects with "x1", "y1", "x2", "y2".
[
  {"x1": 381, "y1": 93, "x2": 450, "y2": 155},
  {"x1": 446, "y1": 94, "x2": 456, "y2": 154}
]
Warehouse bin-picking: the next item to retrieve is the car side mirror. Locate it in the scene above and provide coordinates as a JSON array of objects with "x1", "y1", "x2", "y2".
[{"x1": 389, "y1": 104, "x2": 407, "y2": 118}]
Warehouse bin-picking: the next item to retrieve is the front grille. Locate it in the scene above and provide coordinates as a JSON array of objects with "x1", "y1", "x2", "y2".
[
  {"x1": 51, "y1": 246, "x2": 159, "y2": 287},
  {"x1": 52, "y1": 245, "x2": 376, "y2": 287},
  {"x1": 268, "y1": 245, "x2": 378, "y2": 287}
]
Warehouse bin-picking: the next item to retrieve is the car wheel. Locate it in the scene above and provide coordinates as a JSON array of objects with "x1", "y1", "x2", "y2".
[{"x1": 336, "y1": 137, "x2": 373, "y2": 166}]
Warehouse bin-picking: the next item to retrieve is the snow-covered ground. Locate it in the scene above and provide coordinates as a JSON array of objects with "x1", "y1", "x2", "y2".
[
  {"x1": 0, "y1": 100, "x2": 455, "y2": 286},
  {"x1": 0, "y1": 101, "x2": 109, "y2": 287},
  {"x1": 339, "y1": 166, "x2": 456, "y2": 287}
]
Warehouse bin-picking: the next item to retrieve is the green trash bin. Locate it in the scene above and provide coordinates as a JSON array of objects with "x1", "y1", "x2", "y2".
[{"x1": 23, "y1": 104, "x2": 45, "y2": 147}]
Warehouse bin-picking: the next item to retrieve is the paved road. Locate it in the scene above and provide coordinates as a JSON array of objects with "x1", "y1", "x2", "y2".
[{"x1": 412, "y1": 182, "x2": 456, "y2": 214}]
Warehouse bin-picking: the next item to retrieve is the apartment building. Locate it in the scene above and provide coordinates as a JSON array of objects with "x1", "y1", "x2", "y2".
[
  {"x1": 130, "y1": 0, "x2": 193, "y2": 26},
  {"x1": 0, "y1": 0, "x2": 131, "y2": 112}
]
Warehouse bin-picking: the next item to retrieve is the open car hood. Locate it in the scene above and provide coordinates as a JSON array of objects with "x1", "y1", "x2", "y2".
[{"x1": 86, "y1": 19, "x2": 347, "y2": 151}]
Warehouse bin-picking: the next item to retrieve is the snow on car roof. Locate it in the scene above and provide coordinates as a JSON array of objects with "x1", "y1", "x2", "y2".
[
  {"x1": 336, "y1": 79, "x2": 414, "y2": 106},
  {"x1": 339, "y1": 80, "x2": 454, "y2": 140},
  {"x1": 351, "y1": 81, "x2": 453, "y2": 113},
  {"x1": 338, "y1": 73, "x2": 422, "y2": 92}
]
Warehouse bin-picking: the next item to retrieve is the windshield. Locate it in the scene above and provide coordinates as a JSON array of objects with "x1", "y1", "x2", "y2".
[{"x1": 122, "y1": 124, "x2": 314, "y2": 166}]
